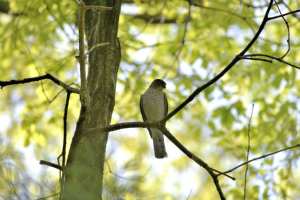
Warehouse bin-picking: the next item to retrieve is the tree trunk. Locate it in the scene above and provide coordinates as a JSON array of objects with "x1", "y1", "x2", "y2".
[{"x1": 62, "y1": 0, "x2": 121, "y2": 199}]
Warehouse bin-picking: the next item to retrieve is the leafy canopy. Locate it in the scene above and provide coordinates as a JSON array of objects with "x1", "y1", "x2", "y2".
[{"x1": 0, "y1": 0, "x2": 300, "y2": 199}]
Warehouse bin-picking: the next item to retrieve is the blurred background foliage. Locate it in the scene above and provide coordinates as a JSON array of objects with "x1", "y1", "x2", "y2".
[{"x1": 0, "y1": 0, "x2": 300, "y2": 199}]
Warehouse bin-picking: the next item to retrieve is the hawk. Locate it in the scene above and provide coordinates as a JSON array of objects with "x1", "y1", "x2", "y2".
[{"x1": 140, "y1": 79, "x2": 168, "y2": 159}]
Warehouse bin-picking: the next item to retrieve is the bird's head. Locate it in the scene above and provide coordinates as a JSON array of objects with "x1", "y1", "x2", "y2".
[{"x1": 150, "y1": 79, "x2": 166, "y2": 91}]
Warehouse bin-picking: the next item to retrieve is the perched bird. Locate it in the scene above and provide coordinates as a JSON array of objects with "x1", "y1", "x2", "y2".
[{"x1": 140, "y1": 79, "x2": 168, "y2": 159}]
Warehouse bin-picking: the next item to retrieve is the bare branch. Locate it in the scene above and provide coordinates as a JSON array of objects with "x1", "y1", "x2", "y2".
[
  {"x1": 159, "y1": 126, "x2": 235, "y2": 179},
  {"x1": 222, "y1": 144, "x2": 300, "y2": 175},
  {"x1": 164, "y1": 0, "x2": 274, "y2": 122},
  {"x1": 239, "y1": 57, "x2": 272, "y2": 63},
  {"x1": 42, "y1": 0, "x2": 72, "y2": 40},
  {"x1": 244, "y1": 104, "x2": 254, "y2": 200},
  {"x1": 281, "y1": 2, "x2": 300, "y2": 21},
  {"x1": 24, "y1": 43, "x2": 51, "y2": 102},
  {"x1": 87, "y1": 121, "x2": 160, "y2": 133},
  {"x1": 56, "y1": 92, "x2": 71, "y2": 199},
  {"x1": 48, "y1": 88, "x2": 65, "y2": 104},
  {"x1": 274, "y1": 0, "x2": 290, "y2": 59},
  {"x1": 0, "y1": 73, "x2": 80, "y2": 94},
  {"x1": 40, "y1": 160, "x2": 63, "y2": 171},
  {"x1": 105, "y1": 159, "x2": 151, "y2": 180},
  {"x1": 163, "y1": 2, "x2": 191, "y2": 78},
  {"x1": 62, "y1": 92, "x2": 71, "y2": 168},
  {"x1": 267, "y1": 9, "x2": 300, "y2": 20},
  {"x1": 89, "y1": 120, "x2": 235, "y2": 181},
  {"x1": 187, "y1": 189, "x2": 192, "y2": 200},
  {"x1": 242, "y1": 54, "x2": 300, "y2": 70},
  {"x1": 159, "y1": 127, "x2": 226, "y2": 200}
]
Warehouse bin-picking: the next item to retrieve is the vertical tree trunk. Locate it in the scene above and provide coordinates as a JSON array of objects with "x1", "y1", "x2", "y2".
[{"x1": 62, "y1": 0, "x2": 121, "y2": 199}]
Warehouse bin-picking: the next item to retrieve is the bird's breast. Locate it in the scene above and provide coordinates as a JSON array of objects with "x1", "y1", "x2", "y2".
[{"x1": 142, "y1": 88, "x2": 165, "y2": 120}]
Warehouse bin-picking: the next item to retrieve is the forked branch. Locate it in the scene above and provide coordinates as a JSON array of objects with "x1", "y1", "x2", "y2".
[
  {"x1": 95, "y1": 1, "x2": 300, "y2": 199},
  {"x1": 163, "y1": 0, "x2": 274, "y2": 122},
  {"x1": 0, "y1": 73, "x2": 80, "y2": 94},
  {"x1": 241, "y1": 54, "x2": 300, "y2": 69},
  {"x1": 219, "y1": 144, "x2": 300, "y2": 176}
]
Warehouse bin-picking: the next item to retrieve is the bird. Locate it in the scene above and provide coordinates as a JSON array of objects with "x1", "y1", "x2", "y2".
[{"x1": 140, "y1": 79, "x2": 168, "y2": 159}]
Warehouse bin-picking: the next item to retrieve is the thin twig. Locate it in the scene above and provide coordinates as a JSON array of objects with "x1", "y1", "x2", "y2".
[
  {"x1": 40, "y1": 160, "x2": 63, "y2": 171},
  {"x1": 24, "y1": 43, "x2": 50, "y2": 102},
  {"x1": 211, "y1": 168, "x2": 235, "y2": 180},
  {"x1": 163, "y1": 0, "x2": 274, "y2": 122},
  {"x1": 274, "y1": 0, "x2": 290, "y2": 59},
  {"x1": 267, "y1": 9, "x2": 300, "y2": 20},
  {"x1": 47, "y1": 81, "x2": 81, "y2": 104},
  {"x1": 187, "y1": 189, "x2": 192, "y2": 200},
  {"x1": 48, "y1": 88, "x2": 65, "y2": 104},
  {"x1": 87, "y1": 120, "x2": 235, "y2": 180},
  {"x1": 281, "y1": 2, "x2": 300, "y2": 21},
  {"x1": 159, "y1": 127, "x2": 226, "y2": 200},
  {"x1": 62, "y1": 92, "x2": 71, "y2": 168},
  {"x1": 239, "y1": 57, "x2": 272, "y2": 63},
  {"x1": 242, "y1": 54, "x2": 300, "y2": 70},
  {"x1": 160, "y1": 126, "x2": 234, "y2": 180},
  {"x1": 163, "y1": 2, "x2": 191, "y2": 78},
  {"x1": 105, "y1": 159, "x2": 151, "y2": 180},
  {"x1": 43, "y1": 0, "x2": 72, "y2": 40},
  {"x1": 128, "y1": 18, "x2": 154, "y2": 41},
  {"x1": 244, "y1": 104, "x2": 254, "y2": 200},
  {"x1": 57, "y1": 92, "x2": 71, "y2": 199},
  {"x1": 0, "y1": 73, "x2": 80, "y2": 94},
  {"x1": 222, "y1": 144, "x2": 300, "y2": 175}
]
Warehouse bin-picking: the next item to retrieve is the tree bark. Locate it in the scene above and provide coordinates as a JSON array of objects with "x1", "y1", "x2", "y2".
[{"x1": 62, "y1": 0, "x2": 121, "y2": 199}]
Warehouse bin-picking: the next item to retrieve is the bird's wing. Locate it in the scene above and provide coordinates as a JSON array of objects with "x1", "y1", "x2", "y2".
[
  {"x1": 163, "y1": 93, "x2": 168, "y2": 117},
  {"x1": 140, "y1": 94, "x2": 153, "y2": 138}
]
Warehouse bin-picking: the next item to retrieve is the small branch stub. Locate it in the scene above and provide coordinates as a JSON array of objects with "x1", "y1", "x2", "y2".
[
  {"x1": 40, "y1": 160, "x2": 63, "y2": 171},
  {"x1": 0, "y1": 73, "x2": 80, "y2": 94}
]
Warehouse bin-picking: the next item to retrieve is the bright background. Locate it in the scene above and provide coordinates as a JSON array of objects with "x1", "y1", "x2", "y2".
[{"x1": 0, "y1": 0, "x2": 300, "y2": 199}]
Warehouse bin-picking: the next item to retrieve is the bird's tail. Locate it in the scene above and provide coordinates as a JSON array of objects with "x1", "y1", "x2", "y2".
[{"x1": 152, "y1": 131, "x2": 168, "y2": 159}]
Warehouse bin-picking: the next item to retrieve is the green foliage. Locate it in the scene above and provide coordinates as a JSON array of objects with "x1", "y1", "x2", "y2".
[{"x1": 1, "y1": 0, "x2": 300, "y2": 199}]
